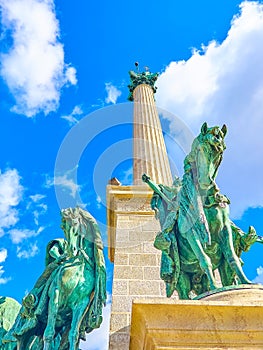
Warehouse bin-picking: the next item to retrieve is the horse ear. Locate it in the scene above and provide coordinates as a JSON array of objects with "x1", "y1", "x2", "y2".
[
  {"x1": 201, "y1": 122, "x2": 208, "y2": 135},
  {"x1": 221, "y1": 124, "x2": 227, "y2": 137}
]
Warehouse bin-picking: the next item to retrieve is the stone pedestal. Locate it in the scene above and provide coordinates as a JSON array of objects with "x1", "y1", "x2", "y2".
[
  {"x1": 107, "y1": 185, "x2": 178, "y2": 350},
  {"x1": 130, "y1": 285, "x2": 263, "y2": 349}
]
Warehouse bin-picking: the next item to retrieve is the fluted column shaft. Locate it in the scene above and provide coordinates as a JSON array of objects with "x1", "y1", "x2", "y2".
[{"x1": 133, "y1": 84, "x2": 172, "y2": 185}]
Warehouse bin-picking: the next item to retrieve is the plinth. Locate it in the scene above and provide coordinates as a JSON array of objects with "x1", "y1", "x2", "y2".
[
  {"x1": 107, "y1": 185, "x2": 177, "y2": 350},
  {"x1": 130, "y1": 284, "x2": 263, "y2": 349}
]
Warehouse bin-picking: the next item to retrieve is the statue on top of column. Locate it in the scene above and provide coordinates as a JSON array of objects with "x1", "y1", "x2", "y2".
[{"x1": 128, "y1": 63, "x2": 158, "y2": 101}]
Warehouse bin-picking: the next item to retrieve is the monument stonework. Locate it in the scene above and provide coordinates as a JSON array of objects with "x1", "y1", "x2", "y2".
[
  {"x1": 108, "y1": 66, "x2": 263, "y2": 350},
  {"x1": 108, "y1": 68, "x2": 176, "y2": 350}
]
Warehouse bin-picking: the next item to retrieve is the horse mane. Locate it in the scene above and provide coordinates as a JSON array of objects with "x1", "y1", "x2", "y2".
[{"x1": 183, "y1": 132, "x2": 207, "y2": 174}]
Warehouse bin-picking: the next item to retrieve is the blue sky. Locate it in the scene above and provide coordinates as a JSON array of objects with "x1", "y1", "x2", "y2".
[{"x1": 1, "y1": 1, "x2": 263, "y2": 349}]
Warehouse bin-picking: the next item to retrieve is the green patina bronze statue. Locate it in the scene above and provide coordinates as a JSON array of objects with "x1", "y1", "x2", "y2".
[
  {"x1": 143, "y1": 122, "x2": 263, "y2": 299},
  {"x1": 1, "y1": 207, "x2": 106, "y2": 350},
  {"x1": 0, "y1": 297, "x2": 21, "y2": 350}
]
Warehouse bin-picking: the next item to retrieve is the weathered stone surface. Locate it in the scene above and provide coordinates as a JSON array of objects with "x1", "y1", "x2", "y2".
[
  {"x1": 129, "y1": 253, "x2": 157, "y2": 266},
  {"x1": 130, "y1": 286, "x2": 263, "y2": 349},
  {"x1": 110, "y1": 313, "x2": 130, "y2": 332},
  {"x1": 113, "y1": 266, "x2": 143, "y2": 280},
  {"x1": 111, "y1": 296, "x2": 133, "y2": 313},
  {"x1": 129, "y1": 280, "x2": 160, "y2": 296},
  {"x1": 107, "y1": 186, "x2": 164, "y2": 350},
  {"x1": 114, "y1": 253, "x2": 129, "y2": 265},
  {"x1": 143, "y1": 266, "x2": 160, "y2": 280},
  {"x1": 112, "y1": 280, "x2": 128, "y2": 296},
  {"x1": 143, "y1": 241, "x2": 158, "y2": 253}
]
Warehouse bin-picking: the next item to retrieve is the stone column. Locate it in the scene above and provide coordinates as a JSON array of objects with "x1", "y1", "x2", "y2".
[
  {"x1": 107, "y1": 69, "x2": 176, "y2": 349},
  {"x1": 133, "y1": 83, "x2": 172, "y2": 186}
]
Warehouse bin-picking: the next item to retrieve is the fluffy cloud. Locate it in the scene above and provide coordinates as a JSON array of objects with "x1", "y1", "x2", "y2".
[
  {"x1": 96, "y1": 195, "x2": 102, "y2": 209},
  {"x1": 17, "y1": 242, "x2": 39, "y2": 259},
  {"x1": 0, "y1": 168, "x2": 23, "y2": 235},
  {"x1": 46, "y1": 168, "x2": 80, "y2": 198},
  {"x1": 253, "y1": 266, "x2": 263, "y2": 284},
  {"x1": 27, "y1": 194, "x2": 48, "y2": 225},
  {"x1": 29, "y1": 194, "x2": 46, "y2": 203},
  {"x1": 0, "y1": 0, "x2": 77, "y2": 117},
  {"x1": 0, "y1": 248, "x2": 7, "y2": 263},
  {"x1": 119, "y1": 166, "x2": 132, "y2": 185},
  {"x1": 105, "y1": 83, "x2": 122, "y2": 104},
  {"x1": 156, "y1": 1, "x2": 263, "y2": 218},
  {"x1": 8, "y1": 226, "x2": 44, "y2": 244},
  {"x1": 0, "y1": 266, "x2": 11, "y2": 284},
  {"x1": 61, "y1": 105, "x2": 84, "y2": 126},
  {"x1": 0, "y1": 248, "x2": 10, "y2": 284}
]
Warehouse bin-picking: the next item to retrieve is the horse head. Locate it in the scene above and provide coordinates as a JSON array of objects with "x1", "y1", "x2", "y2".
[
  {"x1": 184, "y1": 123, "x2": 227, "y2": 193},
  {"x1": 200, "y1": 122, "x2": 227, "y2": 154}
]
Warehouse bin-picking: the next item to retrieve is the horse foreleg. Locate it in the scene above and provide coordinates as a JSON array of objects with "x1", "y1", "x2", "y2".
[
  {"x1": 69, "y1": 302, "x2": 89, "y2": 350},
  {"x1": 220, "y1": 226, "x2": 251, "y2": 285},
  {"x1": 176, "y1": 271, "x2": 191, "y2": 299},
  {"x1": 43, "y1": 287, "x2": 60, "y2": 350},
  {"x1": 187, "y1": 231, "x2": 219, "y2": 290},
  {"x1": 218, "y1": 258, "x2": 236, "y2": 286}
]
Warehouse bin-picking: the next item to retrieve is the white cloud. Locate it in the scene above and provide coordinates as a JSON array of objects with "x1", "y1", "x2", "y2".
[
  {"x1": 0, "y1": 248, "x2": 8, "y2": 263},
  {"x1": 46, "y1": 168, "x2": 80, "y2": 198},
  {"x1": 0, "y1": 169, "x2": 46, "y2": 243},
  {"x1": 32, "y1": 205, "x2": 47, "y2": 226},
  {"x1": 61, "y1": 105, "x2": 84, "y2": 126},
  {"x1": 80, "y1": 294, "x2": 111, "y2": 350},
  {"x1": 27, "y1": 194, "x2": 48, "y2": 225},
  {"x1": 17, "y1": 242, "x2": 39, "y2": 259},
  {"x1": 0, "y1": 0, "x2": 77, "y2": 117},
  {"x1": 253, "y1": 266, "x2": 263, "y2": 284},
  {"x1": 65, "y1": 66, "x2": 78, "y2": 85},
  {"x1": 0, "y1": 266, "x2": 11, "y2": 285},
  {"x1": 8, "y1": 226, "x2": 44, "y2": 244},
  {"x1": 105, "y1": 83, "x2": 122, "y2": 104},
  {"x1": 119, "y1": 166, "x2": 132, "y2": 185},
  {"x1": 29, "y1": 194, "x2": 46, "y2": 203},
  {"x1": 0, "y1": 168, "x2": 23, "y2": 235},
  {"x1": 0, "y1": 249, "x2": 10, "y2": 284},
  {"x1": 156, "y1": 1, "x2": 263, "y2": 218},
  {"x1": 61, "y1": 115, "x2": 79, "y2": 126},
  {"x1": 96, "y1": 195, "x2": 102, "y2": 209}
]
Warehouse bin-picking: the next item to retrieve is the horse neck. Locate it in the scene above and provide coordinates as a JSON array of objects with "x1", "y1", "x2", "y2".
[
  {"x1": 193, "y1": 142, "x2": 221, "y2": 193},
  {"x1": 76, "y1": 233, "x2": 94, "y2": 257}
]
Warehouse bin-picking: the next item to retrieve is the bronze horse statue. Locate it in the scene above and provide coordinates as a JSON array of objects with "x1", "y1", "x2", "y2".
[
  {"x1": 2, "y1": 207, "x2": 106, "y2": 350},
  {"x1": 143, "y1": 122, "x2": 262, "y2": 299},
  {"x1": 0, "y1": 297, "x2": 20, "y2": 350}
]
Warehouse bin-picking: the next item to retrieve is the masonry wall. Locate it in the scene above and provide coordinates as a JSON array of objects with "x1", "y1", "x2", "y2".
[{"x1": 107, "y1": 185, "x2": 178, "y2": 350}]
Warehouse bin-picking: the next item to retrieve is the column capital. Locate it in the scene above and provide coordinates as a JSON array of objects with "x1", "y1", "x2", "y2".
[{"x1": 128, "y1": 70, "x2": 158, "y2": 101}]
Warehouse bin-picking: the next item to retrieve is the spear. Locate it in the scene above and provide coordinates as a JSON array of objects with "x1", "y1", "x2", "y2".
[{"x1": 142, "y1": 174, "x2": 178, "y2": 211}]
